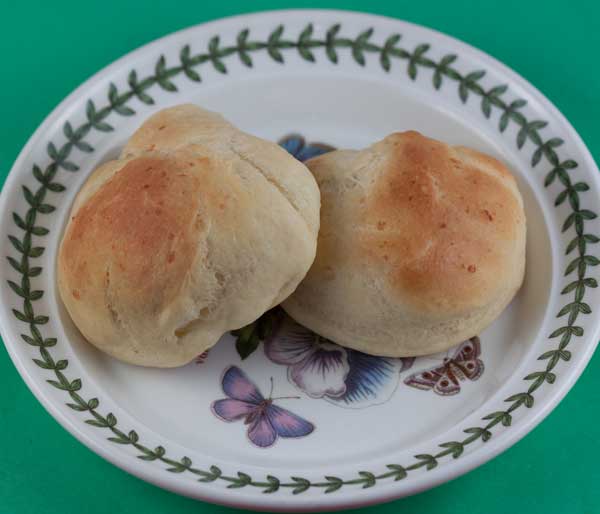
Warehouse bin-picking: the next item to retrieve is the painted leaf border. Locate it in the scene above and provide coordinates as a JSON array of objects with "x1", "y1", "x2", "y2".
[{"x1": 5, "y1": 23, "x2": 598, "y2": 495}]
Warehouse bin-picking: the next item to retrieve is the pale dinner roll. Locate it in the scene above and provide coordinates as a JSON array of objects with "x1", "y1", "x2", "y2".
[
  {"x1": 58, "y1": 104, "x2": 320, "y2": 367},
  {"x1": 283, "y1": 131, "x2": 526, "y2": 356}
]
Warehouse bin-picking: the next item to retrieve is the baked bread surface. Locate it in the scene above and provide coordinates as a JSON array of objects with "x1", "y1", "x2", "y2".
[
  {"x1": 283, "y1": 131, "x2": 526, "y2": 356},
  {"x1": 58, "y1": 104, "x2": 320, "y2": 367}
]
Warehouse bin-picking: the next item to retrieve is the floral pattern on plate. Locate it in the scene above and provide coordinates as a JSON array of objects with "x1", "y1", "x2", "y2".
[
  {"x1": 264, "y1": 314, "x2": 415, "y2": 409},
  {"x1": 278, "y1": 134, "x2": 336, "y2": 161}
]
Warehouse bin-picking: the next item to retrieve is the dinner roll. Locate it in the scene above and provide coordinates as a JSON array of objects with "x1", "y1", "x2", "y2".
[
  {"x1": 58, "y1": 104, "x2": 320, "y2": 367},
  {"x1": 283, "y1": 131, "x2": 525, "y2": 356}
]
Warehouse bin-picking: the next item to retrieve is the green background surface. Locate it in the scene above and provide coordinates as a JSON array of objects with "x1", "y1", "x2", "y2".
[{"x1": 1, "y1": 1, "x2": 599, "y2": 513}]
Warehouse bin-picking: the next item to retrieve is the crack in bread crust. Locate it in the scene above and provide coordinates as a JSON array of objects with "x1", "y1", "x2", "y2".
[{"x1": 227, "y1": 144, "x2": 312, "y2": 235}]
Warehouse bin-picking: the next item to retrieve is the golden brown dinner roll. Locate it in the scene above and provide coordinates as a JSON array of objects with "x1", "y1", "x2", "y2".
[
  {"x1": 283, "y1": 131, "x2": 526, "y2": 356},
  {"x1": 58, "y1": 104, "x2": 320, "y2": 367}
]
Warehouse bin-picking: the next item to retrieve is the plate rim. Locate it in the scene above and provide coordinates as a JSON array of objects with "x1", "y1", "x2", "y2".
[{"x1": 1, "y1": 8, "x2": 599, "y2": 511}]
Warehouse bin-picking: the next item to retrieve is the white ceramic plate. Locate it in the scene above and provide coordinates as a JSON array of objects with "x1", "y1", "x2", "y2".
[{"x1": 1, "y1": 9, "x2": 599, "y2": 512}]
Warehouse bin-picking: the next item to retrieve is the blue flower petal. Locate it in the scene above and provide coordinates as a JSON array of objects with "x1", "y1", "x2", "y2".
[
  {"x1": 279, "y1": 134, "x2": 336, "y2": 162},
  {"x1": 325, "y1": 350, "x2": 413, "y2": 409},
  {"x1": 297, "y1": 144, "x2": 334, "y2": 162},
  {"x1": 279, "y1": 135, "x2": 305, "y2": 158},
  {"x1": 343, "y1": 352, "x2": 396, "y2": 402}
]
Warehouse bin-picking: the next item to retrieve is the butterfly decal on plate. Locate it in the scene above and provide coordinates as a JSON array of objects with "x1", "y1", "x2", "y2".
[
  {"x1": 211, "y1": 366, "x2": 314, "y2": 448},
  {"x1": 404, "y1": 337, "x2": 484, "y2": 396},
  {"x1": 195, "y1": 350, "x2": 210, "y2": 364}
]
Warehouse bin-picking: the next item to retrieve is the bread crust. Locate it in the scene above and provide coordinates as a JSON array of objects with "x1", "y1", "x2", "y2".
[
  {"x1": 58, "y1": 105, "x2": 320, "y2": 367},
  {"x1": 283, "y1": 131, "x2": 526, "y2": 356}
]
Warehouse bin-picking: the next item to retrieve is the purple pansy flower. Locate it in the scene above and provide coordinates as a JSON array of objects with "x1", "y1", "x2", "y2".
[{"x1": 265, "y1": 316, "x2": 414, "y2": 409}]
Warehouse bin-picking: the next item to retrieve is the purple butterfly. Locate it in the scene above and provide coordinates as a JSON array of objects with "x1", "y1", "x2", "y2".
[
  {"x1": 404, "y1": 337, "x2": 484, "y2": 396},
  {"x1": 211, "y1": 366, "x2": 314, "y2": 448}
]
